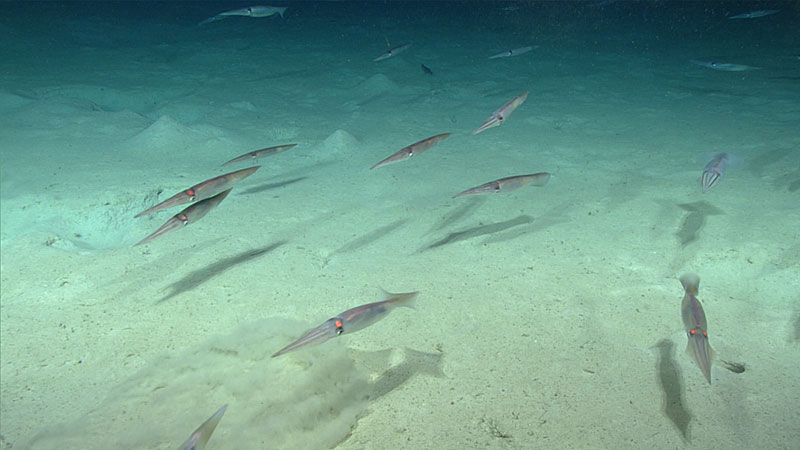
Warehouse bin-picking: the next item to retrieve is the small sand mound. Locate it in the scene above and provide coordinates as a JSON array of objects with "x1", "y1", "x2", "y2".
[
  {"x1": 356, "y1": 73, "x2": 398, "y2": 95},
  {"x1": 320, "y1": 129, "x2": 359, "y2": 155},
  {"x1": 124, "y1": 115, "x2": 196, "y2": 153}
]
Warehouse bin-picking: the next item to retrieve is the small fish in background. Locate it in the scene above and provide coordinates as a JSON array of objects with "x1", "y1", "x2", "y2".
[
  {"x1": 135, "y1": 188, "x2": 232, "y2": 246},
  {"x1": 472, "y1": 92, "x2": 528, "y2": 135},
  {"x1": 728, "y1": 10, "x2": 779, "y2": 20},
  {"x1": 421, "y1": 63, "x2": 433, "y2": 75},
  {"x1": 371, "y1": 133, "x2": 451, "y2": 170},
  {"x1": 488, "y1": 46, "x2": 535, "y2": 60},
  {"x1": 453, "y1": 172, "x2": 550, "y2": 198},
  {"x1": 700, "y1": 152, "x2": 741, "y2": 193},
  {"x1": 374, "y1": 43, "x2": 412, "y2": 61},
  {"x1": 690, "y1": 60, "x2": 762, "y2": 71},
  {"x1": 178, "y1": 404, "x2": 227, "y2": 450},
  {"x1": 272, "y1": 291, "x2": 418, "y2": 357},
  {"x1": 222, "y1": 144, "x2": 297, "y2": 166},
  {"x1": 679, "y1": 273, "x2": 714, "y2": 384},
  {"x1": 199, "y1": 5, "x2": 287, "y2": 25}
]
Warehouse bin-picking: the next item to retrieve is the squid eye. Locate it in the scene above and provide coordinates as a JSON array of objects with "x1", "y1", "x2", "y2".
[
  {"x1": 689, "y1": 329, "x2": 697, "y2": 336},
  {"x1": 335, "y1": 320, "x2": 344, "y2": 335}
]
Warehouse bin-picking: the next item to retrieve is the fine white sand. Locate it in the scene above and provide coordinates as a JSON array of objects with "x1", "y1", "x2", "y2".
[{"x1": 1, "y1": 2, "x2": 799, "y2": 449}]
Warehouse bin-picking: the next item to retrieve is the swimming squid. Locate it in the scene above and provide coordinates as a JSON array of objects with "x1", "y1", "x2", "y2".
[
  {"x1": 178, "y1": 404, "x2": 227, "y2": 450},
  {"x1": 472, "y1": 92, "x2": 528, "y2": 135},
  {"x1": 134, "y1": 166, "x2": 259, "y2": 218},
  {"x1": 199, "y1": 6, "x2": 287, "y2": 26},
  {"x1": 135, "y1": 189, "x2": 231, "y2": 246},
  {"x1": 453, "y1": 172, "x2": 550, "y2": 198},
  {"x1": 370, "y1": 133, "x2": 451, "y2": 169},
  {"x1": 222, "y1": 144, "x2": 297, "y2": 166},
  {"x1": 680, "y1": 273, "x2": 714, "y2": 384},
  {"x1": 488, "y1": 46, "x2": 534, "y2": 59},
  {"x1": 373, "y1": 43, "x2": 412, "y2": 62},
  {"x1": 700, "y1": 152, "x2": 742, "y2": 193},
  {"x1": 272, "y1": 291, "x2": 418, "y2": 357}
]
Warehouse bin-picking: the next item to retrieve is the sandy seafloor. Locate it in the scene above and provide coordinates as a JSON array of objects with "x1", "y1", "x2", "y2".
[{"x1": 1, "y1": 1, "x2": 799, "y2": 448}]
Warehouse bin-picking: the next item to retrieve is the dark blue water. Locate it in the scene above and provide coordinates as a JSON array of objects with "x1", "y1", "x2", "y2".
[{"x1": 1, "y1": 2, "x2": 798, "y2": 449}]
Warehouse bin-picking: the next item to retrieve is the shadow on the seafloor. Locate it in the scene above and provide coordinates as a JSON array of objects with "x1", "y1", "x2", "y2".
[
  {"x1": 654, "y1": 339, "x2": 692, "y2": 443},
  {"x1": 675, "y1": 201, "x2": 724, "y2": 247},
  {"x1": 744, "y1": 148, "x2": 800, "y2": 192},
  {"x1": 786, "y1": 167, "x2": 800, "y2": 193},
  {"x1": 237, "y1": 177, "x2": 307, "y2": 195},
  {"x1": 429, "y1": 199, "x2": 484, "y2": 233},
  {"x1": 420, "y1": 215, "x2": 533, "y2": 251},
  {"x1": 157, "y1": 241, "x2": 286, "y2": 304},
  {"x1": 744, "y1": 146, "x2": 792, "y2": 178},
  {"x1": 333, "y1": 219, "x2": 408, "y2": 255},
  {"x1": 353, "y1": 347, "x2": 445, "y2": 401}
]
